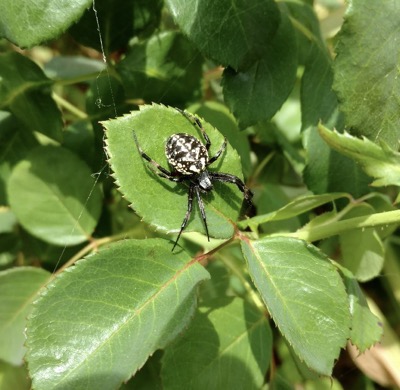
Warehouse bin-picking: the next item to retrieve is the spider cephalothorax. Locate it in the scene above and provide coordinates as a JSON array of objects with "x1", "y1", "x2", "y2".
[{"x1": 133, "y1": 108, "x2": 253, "y2": 250}]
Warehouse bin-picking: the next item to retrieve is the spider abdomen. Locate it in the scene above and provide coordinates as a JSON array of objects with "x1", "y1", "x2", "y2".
[{"x1": 165, "y1": 133, "x2": 209, "y2": 175}]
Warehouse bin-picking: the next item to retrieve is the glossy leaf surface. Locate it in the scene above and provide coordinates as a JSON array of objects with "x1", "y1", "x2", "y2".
[
  {"x1": 0, "y1": 0, "x2": 91, "y2": 47},
  {"x1": 241, "y1": 236, "x2": 351, "y2": 375},
  {"x1": 104, "y1": 104, "x2": 246, "y2": 244},
  {"x1": 26, "y1": 239, "x2": 210, "y2": 390}
]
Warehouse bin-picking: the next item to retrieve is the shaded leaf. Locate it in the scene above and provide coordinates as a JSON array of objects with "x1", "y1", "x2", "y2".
[
  {"x1": 69, "y1": 0, "x2": 162, "y2": 53},
  {"x1": 44, "y1": 56, "x2": 105, "y2": 80},
  {"x1": 303, "y1": 125, "x2": 371, "y2": 197},
  {"x1": 25, "y1": 239, "x2": 210, "y2": 390},
  {"x1": 222, "y1": 11, "x2": 297, "y2": 128},
  {"x1": 0, "y1": 360, "x2": 30, "y2": 390},
  {"x1": 333, "y1": 0, "x2": 400, "y2": 145},
  {"x1": 0, "y1": 267, "x2": 50, "y2": 365},
  {"x1": 0, "y1": 52, "x2": 62, "y2": 141},
  {"x1": 117, "y1": 31, "x2": 202, "y2": 106},
  {"x1": 0, "y1": 0, "x2": 91, "y2": 47},
  {"x1": 8, "y1": 145, "x2": 102, "y2": 246},
  {"x1": 103, "y1": 104, "x2": 246, "y2": 243},
  {"x1": 300, "y1": 35, "x2": 339, "y2": 131},
  {"x1": 165, "y1": 0, "x2": 281, "y2": 70},
  {"x1": 241, "y1": 236, "x2": 351, "y2": 375},
  {"x1": 293, "y1": 5, "x2": 372, "y2": 197},
  {"x1": 284, "y1": 1, "x2": 323, "y2": 65},
  {"x1": 0, "y1": 111, "x2": 39, "y2": 204},
  {"x1": 318, "y1": 124, "x2": 400, "y2": 187},
  {"x1": 161, "y1": 298, "x2": 272, "y2": 389}
]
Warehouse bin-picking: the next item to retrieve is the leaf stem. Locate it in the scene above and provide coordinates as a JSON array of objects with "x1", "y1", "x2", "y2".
[
  {"x1": 52, "y1": 92, "x2": 88, "y2": 119},
  {"x1": 250, "y1": 151, "x2": 275, "y2": 185},
  {"x1": 218, "y1": 251, "x2": 266, "y2": 313}
]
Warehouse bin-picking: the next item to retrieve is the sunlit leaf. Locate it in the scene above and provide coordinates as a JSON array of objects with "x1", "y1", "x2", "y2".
[
  {"x1": 103, "y1": 104, "x2": 247, "y2": 244},
  {"x1": 0, "y1": 267, "x2": 50, "y2": 365},
  {"x1": 26, "y1": 239, "x2": 210, "y2": 390},
  {"x1": 241, "y1": 236, "x2": 351, "y2": 375},
  {"x1": 8, "y1": 145, "x2": 102, "y2": 246},
  {"x1": 318, "y1": 124, "x2": 400, "y2": 187},
  {"x1": 0, "y1": 0, "x2": 91, "y2": 47},
  {"x1": 337, "y1": 264, "x2": 382, "y2": 352}
]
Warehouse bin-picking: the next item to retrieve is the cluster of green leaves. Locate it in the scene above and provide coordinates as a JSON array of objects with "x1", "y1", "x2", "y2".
[{"x1": 1, "y1": 0, "x2": 400, "y2": 389}]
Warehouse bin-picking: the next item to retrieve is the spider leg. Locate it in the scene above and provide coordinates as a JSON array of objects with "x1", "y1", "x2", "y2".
[
  {"x1": 194, "y1": 186, "x2": 210, "y2": 242},
  {"x1": 132, "y1": 130, "x2": 180, "y2": 182},
  {"x1": 208, "y1": 138, "x2": 227, "y2": 165},
  {"x1": 172, "y1": 185, "x2": 195, "y2": 251},
  {"x1": 209, "y1": 172, "x2": 254, "y2": 204},
  {"x1": 175, "y1": 108, "x2": 211, "y2": 150}
]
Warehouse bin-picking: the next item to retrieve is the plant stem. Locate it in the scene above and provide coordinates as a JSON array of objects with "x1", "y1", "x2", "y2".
[
  {"x1": 52, "y1": 92, "x2": 88, "y2": 119},
  {"x1": 218, "y1": 252, "x2": 266, "y2": 313},
  {"x1": 284, "y1": 209, "x2": 400, "y2": 242}
]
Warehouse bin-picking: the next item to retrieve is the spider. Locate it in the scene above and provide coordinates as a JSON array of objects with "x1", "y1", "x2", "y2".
[{"x1": 133, "y1": 108, "x2": 253, "y2": 251}]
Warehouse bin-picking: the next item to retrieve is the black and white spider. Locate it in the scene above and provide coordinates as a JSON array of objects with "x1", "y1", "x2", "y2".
[{"x1": 133, "y1": 108, "x2": 253, "y2": 250}]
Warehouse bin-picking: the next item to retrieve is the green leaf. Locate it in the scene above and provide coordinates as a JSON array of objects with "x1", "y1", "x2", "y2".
[
  {"x1": 303, "y1": 125, "x2": 371, "y2": 197},
  {"x1": 122, "y1": 352, "x2": 163, "y2": 390},
  {"x1": 8, "y1": 145, "x2": 102, "y2": 246},
  {"x1": 239, "y1": 192, "x2": 349, "y2": 230},
  {"x1": 241, "y1": 237, "x2": 351, "y2": 375},
  {"x1": 0, "y1": 111, "x2": 39, "y2": 204},
  {"x1": 69, "y1": 0, "x2": 162, "y2": 53},
  {"x1": 338, "y1": 264, "x2": 382, "y2": 352},
  {"x1": 0, "y1": 0, "x2": 91, "y2": 48},
  {"x1": 339, "y1": 205, "x2": 384, "y2": 282},
  {"x1": 284, "y1": 1, "x2": 323, "y2": 65},
  {"x1": 44, "y1": 56, "x2": 105, "y2": 80},
  {"x1": 0, "y1": 360, "x2": 30, "y2": 390},
  {"x1": 161, "y1": 298, "x2": 272, "y2": 389},
  {"x1": 250, "y1": 184, "x2": 302, "y2": 235},
  {"x1": 333, "y1": 0, "x2": 400, "y2": 145},
  {"x1": 300, "y1": 33, "x2": 339, "y2": 130},
  {"x1": 165, "y1": 0, "x2": 281, "y2": 70},
  {"x1": 187, "y1": 101, "x2": 252, "y2": 177},
  {"x1": 25, "y1": 239, "x2": 210, "y2": 390},
  {"x1": 116, "y1": 31, "x2": 203, "y2": 105},
  {"x1": 103, "y1": 104, "x2": 246, "y2": 244},
  {"x1": 318, "y1": 123, "x2": 400, "y2": 187},
  {"x1": 0, "y1": 267, "x2": 50, "y2": 365},
  {"x1": 0, "y1": 52, "x2": 63, "y2": 141},
  {"x1": 222, "y1": 11, "x2": 297, "y2": 128}
]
